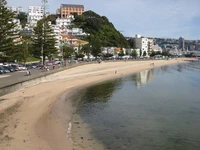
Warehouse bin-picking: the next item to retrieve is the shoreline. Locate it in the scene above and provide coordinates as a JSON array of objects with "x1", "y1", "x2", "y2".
[{"x1": 0, "y1": 58, "x2": 197, "y2": 150}]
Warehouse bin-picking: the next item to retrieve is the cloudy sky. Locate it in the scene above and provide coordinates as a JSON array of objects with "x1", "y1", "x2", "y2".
[{"x1": 7, "y1": 0, "x2": 200, "y2": 40}]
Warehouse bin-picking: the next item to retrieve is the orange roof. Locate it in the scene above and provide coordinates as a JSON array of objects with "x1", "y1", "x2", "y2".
[
  {"x1": 114, "y1": 47, "x2": 121, "y2": 51},
  {"x1": 60, "y1": 34, "x2": 77, "y2": 40}
]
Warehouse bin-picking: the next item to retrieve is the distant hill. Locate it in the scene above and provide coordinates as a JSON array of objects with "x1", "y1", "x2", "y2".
[{"x1": 73, "y1": 10, "x2": 129, "y2": 48}]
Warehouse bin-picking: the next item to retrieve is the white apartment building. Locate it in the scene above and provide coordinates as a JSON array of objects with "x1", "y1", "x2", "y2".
[
  {"x1": 12, "y1": 18, "x2": 22, "y2": 31},
  {"x1": 135, "y1": 34, "x2": 148, "y2": 56},
  {"x1": 7, "y1": 6, "x2": 23, "y2": 14},
  {"x1": 27, "y1": 6, "x2": 44, "y2": 26},
  {"x1": 56, "y1": 15, "x2": 74, "y2": 27}
]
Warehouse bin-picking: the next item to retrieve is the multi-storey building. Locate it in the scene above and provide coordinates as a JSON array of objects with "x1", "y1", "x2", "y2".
[
  {"x1": 27, "y1": 6, "x2": 44, "y2": 26},
  {"x1": 56, "y1": 14, "x2": 74, "y2": 27},
  {"x1": 135, "y1": 34, "x2": 148, "y2": 56},
  {"x1": 196, "y1": 43, "x2": 200, "y2": 51},
  {"x1": 179, "y1": 36, "x2": 185, "y2": 51},
  {"x1": 58, "y1": 4, "x2": 84, "y2": 19},
  {"x1": 189, "y1": 44, "x2": 195, "y2": 51},
  {"x1": 148, "y1": 39, "x2": 154, "y2": 54},
  {"x1": 7, "y1": 6, "x2": 23, "y2": 14}
]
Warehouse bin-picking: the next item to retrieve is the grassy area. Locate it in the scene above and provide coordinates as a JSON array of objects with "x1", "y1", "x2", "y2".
[{"x1": 26, "y1": 56, "x2": 40, "y2": 63}]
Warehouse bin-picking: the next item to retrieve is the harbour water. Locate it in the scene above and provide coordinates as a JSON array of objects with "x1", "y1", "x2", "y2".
[{"x1": 73, "y1": 61, "x2": 200, "y2": 150}]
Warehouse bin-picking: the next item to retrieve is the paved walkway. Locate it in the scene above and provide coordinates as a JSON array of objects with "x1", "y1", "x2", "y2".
[{"x1": 0, "y1": 61, "x2": 95, "y2": 88}]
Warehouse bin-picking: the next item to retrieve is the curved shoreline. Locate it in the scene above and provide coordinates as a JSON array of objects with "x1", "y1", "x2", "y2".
[{"x1": 0, "y1": 58, "x2": 197, "y2": 150}]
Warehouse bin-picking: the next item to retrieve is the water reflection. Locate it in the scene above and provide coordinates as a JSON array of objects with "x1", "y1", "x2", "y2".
[
  {"x1": 80, "y1": 79, "x2": 122, "y2": 104},
  {"x1": 177, "y1": 64, "x2": 185, "y2": 72},
  {"x1": 160, "y1": 65, "x2": 169, "y2": 73},
  {"x1": 130, "y1": 69, "x2": 154, "y2": 88},
  {"x1": 73, "y1": 62, "x2": 200, "y2": 150}
]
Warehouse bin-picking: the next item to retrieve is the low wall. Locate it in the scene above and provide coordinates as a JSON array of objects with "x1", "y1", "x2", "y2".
[
  {"x1": 0, "y1": 61, "x2": 95, "y2": 97},
  {"x1": 0, "y1": 74, "x2": 52, "y2": 97}
]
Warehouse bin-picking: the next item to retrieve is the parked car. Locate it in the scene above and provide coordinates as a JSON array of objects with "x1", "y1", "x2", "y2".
[
  {"x1": 18, "y1": 65, "x2": 27, "y2": 70},
  {"x1": 54, "y1": 60, "x2": 61, "y2": 65},
  {"x1": 38, "y1": 64, "x2": 44, "y2": 69},
  {"x1": 26, "y1": 64, "x2": 33, "y2": 70},
  {"x1": 3, "y1": 66, "x2": 10, "y2": 73},
  {"x1": 46, "y1": 62, "x2": 53, "y2": 66},
  {"x1": 12, "y1": 66, "x2": 20, "y2": 71},
  {"x1": 0, "y1": 67, "x2": 5, "y2": 74},
  {"x1": 4, "y1": 66, "x2": 14, "y2": 72},
  {"x1": 31, "y1": 63, "x2": 38, "y2": 68}
]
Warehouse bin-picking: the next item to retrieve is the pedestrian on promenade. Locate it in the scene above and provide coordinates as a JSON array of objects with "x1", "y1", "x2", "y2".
[
  {"x1": 26, "y1": 69, "x2": 30, "y2": 76},
  {"x1": 53, "y1": 65, "x2": 55, "y2": 70}
]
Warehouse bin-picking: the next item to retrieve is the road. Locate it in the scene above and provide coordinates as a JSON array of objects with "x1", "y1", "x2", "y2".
[{"x1": 0, "y1": 64, "x2": 66, "y2": 88}]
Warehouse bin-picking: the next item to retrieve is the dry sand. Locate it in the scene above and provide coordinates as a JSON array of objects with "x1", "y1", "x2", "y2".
[{"x1": 0, "y1": 58, "x2": 197, "y2": 150}]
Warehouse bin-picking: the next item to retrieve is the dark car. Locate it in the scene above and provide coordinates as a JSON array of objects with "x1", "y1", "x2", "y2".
[
  {"x1": 0, "y1": 67, "x2": 5, "y2": 74},
  {"x1": 31, "y1": 63, "x2": 38, "y2": 68},
  {"x1": 4, "y1": 66, "x2": 14, "y2": 72},
  {"x1": 3, "y1": 66, "x2": 10, "y2": 73},
  {"x1": 26, "y1": 64, "x2": 33, "y2": 70}
]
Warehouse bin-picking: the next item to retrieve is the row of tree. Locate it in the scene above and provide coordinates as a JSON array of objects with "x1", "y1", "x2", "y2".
[
  {"x1": 0, "y1": 0, "x2": 58, "y2": 65},
  {"x1": 1, "y1": 0, "x2": 170, "y2": 65}
]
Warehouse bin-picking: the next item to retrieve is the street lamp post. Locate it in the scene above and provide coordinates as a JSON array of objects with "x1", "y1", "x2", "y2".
[
  {"x1": 41, "y1": 0, "x2": 48, "y2": 66},
  {"x1": 59, "y1": 41, "x2": 64, "y2": 64}
]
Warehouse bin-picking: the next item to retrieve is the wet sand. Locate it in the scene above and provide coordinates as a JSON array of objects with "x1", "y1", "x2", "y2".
[{"x1": 0, "y1": 58, "x2": 197, "y2": 150}]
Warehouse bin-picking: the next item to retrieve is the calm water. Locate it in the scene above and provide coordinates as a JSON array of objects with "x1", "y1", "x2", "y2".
[{"x1": 73, "y1": 61, "x2": 200, "y2": 150}]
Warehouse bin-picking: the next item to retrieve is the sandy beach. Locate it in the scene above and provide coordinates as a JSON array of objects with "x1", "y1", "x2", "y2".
[{"x1": 0, "y1": 58, "x2": 197, "y2": 150}]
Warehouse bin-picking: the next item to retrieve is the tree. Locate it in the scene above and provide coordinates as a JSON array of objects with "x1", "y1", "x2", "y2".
[
  {"x1": 73, "y1": 10, "x2": 130, "y2": 48},
  {"x1": 118, "y1": 50, "x2": 124, "y2": 56},
  {"x1": 143, "y1": 51, "x2": 147, "y2": 56},
  {"x1": 128, "y1": 38, "x2": 136, "y2": 49},
  {"x1": 150, "y1": 50, "x2": 156, "y2": 57},
  {"x1": 62, "y1": 45, "x2": 74, "y2": 59},
  {"x1": 32, "y1": 18, "x2": 58, "y2": 65},
  {"x1": 47, "y1": 14, "x2": 56, "y2": 25},
  {"x1": 16, "y1": 39, "x2": 30, "y2": 65},
  {"x1": 140, "y1": 49, "x2": 142, "y2": 56},
  {"x1": 162, "y1": 50, "x2": 170, "y2": 56},
  {"x1": 156, "y1": 51, "x2": 161, "y2": 55},
  {"x1": 82, "y1": 44, "x2": 91, "y2": 59},
  {"x1": 131, "y1": 49, "x2": 137, "y2": 57},
  {"x1": 16, "y1": 12, "x2": 27, "y2": 28},
  {"x1": 90, "y1": 35, "x2": 102, "y2": 57},
  {"x1": 0, "y1": 0, "x2": 19, "y2": 59}
]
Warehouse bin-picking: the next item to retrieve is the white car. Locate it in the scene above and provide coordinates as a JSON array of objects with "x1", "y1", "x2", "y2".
[
  {"x1": 18, "y1": 65, "x2": 27, "y2": 70},
  {"x1": 54, "y1": 60, "x2": 61, "y2": 65}
]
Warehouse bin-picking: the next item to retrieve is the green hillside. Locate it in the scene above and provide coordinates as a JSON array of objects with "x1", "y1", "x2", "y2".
[{"x1": 73, "y1": 10, "x2": 129, "y2": 48}]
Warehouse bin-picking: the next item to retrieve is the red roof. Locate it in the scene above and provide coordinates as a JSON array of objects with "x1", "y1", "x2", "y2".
[{"x1": 60, "y1": 34, "x2": 77, "y2": 40}]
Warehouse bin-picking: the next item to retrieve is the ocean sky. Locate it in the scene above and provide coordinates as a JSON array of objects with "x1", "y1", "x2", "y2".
[{"x1": 6, "y1": 0, "x2": 200, "y2": 40}]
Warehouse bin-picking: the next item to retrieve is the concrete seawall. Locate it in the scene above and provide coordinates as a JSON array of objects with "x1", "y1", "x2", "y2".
[
  {"x1": 0, "y1": 74, "x2": 52, "y2": 97},
  {"x1": 0, "y1": 61, "x2": 96, "y2": 97}
]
